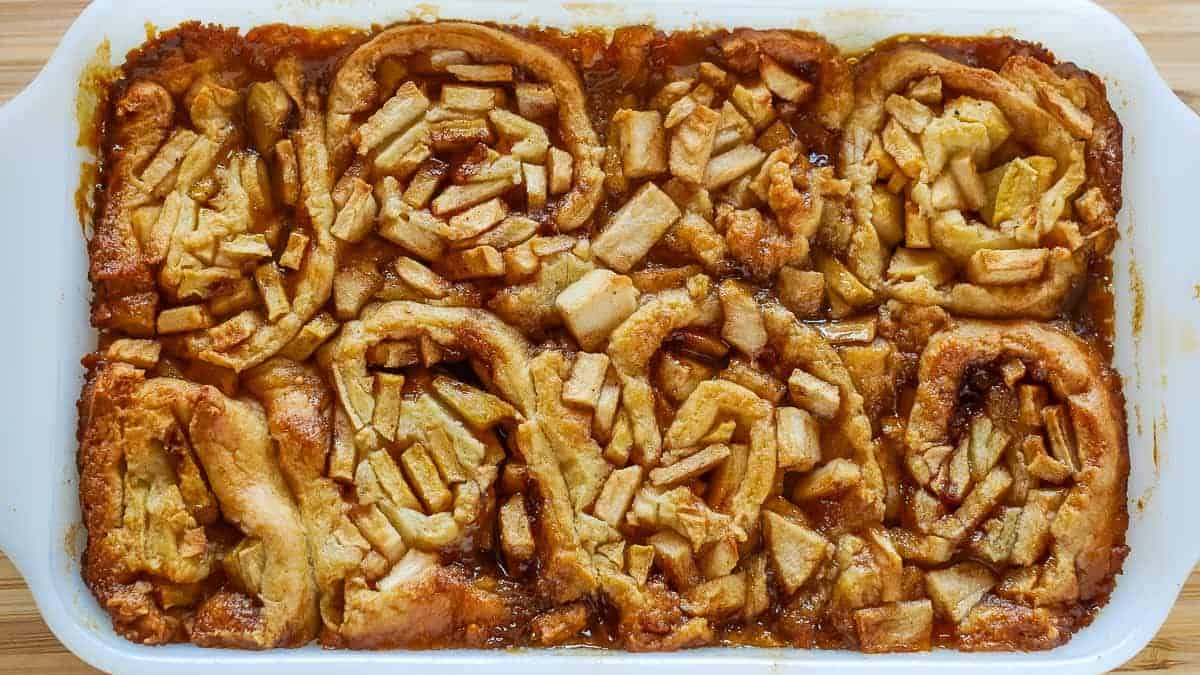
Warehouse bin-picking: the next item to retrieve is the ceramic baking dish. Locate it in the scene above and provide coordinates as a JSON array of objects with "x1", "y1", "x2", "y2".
[{"x1": 0, "y1": 0, "x2": 1196, "y2": 672}]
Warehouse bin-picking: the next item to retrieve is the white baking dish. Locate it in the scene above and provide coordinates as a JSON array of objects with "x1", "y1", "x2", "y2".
[{"x1": 0, "y1": 0, "x2": 1196, "y2": 672}]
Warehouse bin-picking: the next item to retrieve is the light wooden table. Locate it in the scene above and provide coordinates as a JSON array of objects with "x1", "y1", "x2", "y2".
[{"x1": 0, "y1": 0, "x2": 1197, "y2": 672}]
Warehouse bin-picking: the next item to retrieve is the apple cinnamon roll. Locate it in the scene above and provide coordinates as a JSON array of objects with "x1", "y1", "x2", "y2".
[
  {"x1": 88, "y1": 28, "x2": 358, "y2": 378},
  {"x1": 78, "y1": 358, "x2": 318, "y2": 648},
  {"x1": 894, "y1": 319, "x2": 1127, "y2": 648},
  {"x1": 837, "y1": 38, "x2": 1121, "y2": 318},
  {"x1": 587, "y1": 29, "x2": 853, "y2": 283}
]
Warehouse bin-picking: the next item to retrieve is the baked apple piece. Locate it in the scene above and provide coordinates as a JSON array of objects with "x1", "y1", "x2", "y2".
[{"x1": 837, "y1": 38, "x2": 1121, "y2": 318}]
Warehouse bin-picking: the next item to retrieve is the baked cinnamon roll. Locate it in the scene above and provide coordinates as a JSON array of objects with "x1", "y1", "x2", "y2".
[
  {"x1": 78, "y1": 359, "x2": 318, "y2": 648},
  {"x1": 88, "y1": 28, "x2": 356, "y2": 375},
  {"x1": 894, "y1": 318, "x2": 1127, "y2": 649},
  {"x1": 837, "y1": 38, "x2": 1121, "y2": 318}
]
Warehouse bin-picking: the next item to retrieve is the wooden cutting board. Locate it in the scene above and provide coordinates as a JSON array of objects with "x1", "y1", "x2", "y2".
[{"x1": 0, "y1": 0, "x2": 1196, "y2": 672}]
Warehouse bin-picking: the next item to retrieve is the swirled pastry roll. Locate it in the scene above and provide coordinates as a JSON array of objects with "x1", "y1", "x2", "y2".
[{"x1": 837, "y1": 38, "x2": 1121, "y2": 318}]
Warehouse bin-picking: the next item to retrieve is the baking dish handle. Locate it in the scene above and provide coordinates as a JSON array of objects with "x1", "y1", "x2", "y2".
[
  {"x1": 0, "y1": 81, "x2": 62, "y2": 571},
  {"x1": 1157, "y1": 95, "x2": 1200, "y2": 569}
]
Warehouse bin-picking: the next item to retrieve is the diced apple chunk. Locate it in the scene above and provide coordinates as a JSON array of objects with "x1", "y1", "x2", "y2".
[
  {"x1": 650, "y1": 443, "x2": 731, "y2": 487},
  {"x1": 763, "y1": 511, "x2": 829, "y2": 595},
  {"x1": 489, "y1": 109, "x2": 550, "y2": 163},
  {"x1": 369, "y1": 448, "x2": 421, "y2": 509},
  {"x1": 355, "y1": 81, "x2": 430, "y2": 155},
  {"x1": 613, "y1": 109, "x2": 668, "y2": 179},
  {"x1": 788, "y1": 368, "x2": 841, "y2": 419},
  {"x1": 593, "y1": 465, "x2": 643, "y2": 528},
  {"x1": 904, "y1": 190, "x2": 933, "y2": 248},
  {"x1": 433, "y1": 178, "x2": 515, "y2": 217},
  {"x1": 776, "y1": 406, "x2": 821, "y2": 471},
  {"x1": 366, "y1": 340, "x2": 419, "y2": 369},
  {"x1": 871, "y1": 185, "x2": 904, "y2": 248},
  {"x1": 208, "y1": 310, "x2": 264, "y2": 351},
  {"x1": 682, "y1": 573, "x2": 747, "y2": 618},
  {"x1": 106, "y1": 338, "x2": 162, "y2": 368},
  {"x1": 1041, "y1": 404, "x2": 1080, "y2": 474},
  {"x1": 882, "y1": 118, "x2": 925, "y2": 179},
  {"x1": 455, "y1": 215, "x2": 537, "y2": 250},
  {"x1": 511, "y1": 165, "x2": 544, "y2": 214},
  {"x1": 592, "y1": 182, "x2": 682, "y2": 272},
  {"x1": 930, "y1": 467, "x2": 1013, "y2": 543},
  {"x1": 719, "y1": 358, "x2": 785, "y2": 404},
  {"x1": 279, "y1": 313, "x2": 339, "y2": 360},
  {"x1": 446, "y1": 197, "x2": 507, "y2": 241},
  {"x1": 649, "y1": 530, "x2": 701, "y2": 590},
  {"x1": 760, "y1": 55, "x2": 813, "y2": 103},
  {"x1": 907, "y1": 75, "x2": 943, "y2": 105},
  {"x1": 394, "y1": 256, "x2": 453, "y2": 299},
  {"x1": 730, "y1": 82, "x2": 776, "y2": 130},
  {"x1": 704, "y1": 144, "x2": 766, "y2": 191},
  {"x1": 815, "y1": 253, "x2": 874, "y2": 308},
  {"x1": 885, "y1": 94, "x2": 933, "y2": 133},
  {"x1": 547, "y1": 147, "x2": 574, "y2": 195},
  {"x1": 500, "y1": 494, "x2": 536, "y2": 567},
  {"x1": 949, "y1": 154, "x2": 986, "y2": 210},
  {"x1": 402, "y1": 444, "x2": 452, "y2": 512},
  {"x1": 555, "y1": 269, "x2": 640, "y2": 351},
  {"x1": 925, "y1": 562, "x2": 995, "y2": 624},
  {"x1": 253, "y1": 262, "x2": 291, "y2": 321},
  {"x1": 718, "y1": 279, "x2": 767, "y2": 357},
  {"x1": 429, "y1": 119, "x2": 491, "y2": 153},
  {"x1": 1024, "y1": 434, "x2": 1072, "y2": 484},
  {"x1": 351, "y1": 504, "x2": 407, "y2": 563},
  {"x1": 854, "y1": 600, "x2": 933, "y2": 653},
  {"x1": 374, "y1": 122, "x2": 431, "y2": 176},
  {"x1": 603, "y1": 411, "x2": 633, "y2": 466},
  {"x1": 815, "y1": 317, "x2": 878, "y2": 344},
  {"x1": 332, "y1": 261, "x2": 381, "y2": 320},
  {"x1": 921, "y1": 115, "x2": 991, "y2": 177},
  {"x1": 447, "y1": 63, "x2": 514, "y2": 82},
  {"x1": 514, "y1": 82, "x2": 557, "y2": 120},
  {"x1": 563, "y1": 352, "x2": 611, "y2": 408},
  {"x1": 441, "y1": 84, "x2": 503, "y2": 111},
  {"x1": 966, "y1": 248, "x2": 1049, "y2": 285},
  {"x1": 626, "y1": 544, "x2": 655, "y2": 586},
  {"x1": 887, "y1": 248, "x2": 955, "y2": 286},
  {"x1": 793, "y1": 458, "x2": 862, "y2": 501},
  {"x1": 378, "y1": 188, "x2": 446, "y2": 261},
  {"x1": 1009, "y1": 488, "x2": 1067, "y2": 565},
  {"x1": 967, "y1": 415, "x2": 1010, "y2": 482},
  {"x1": 431, "y1": 375, "x2": 519, "y2": 430},
  {"x1": 777, "y1": 267, "x2": 825, "y2": 318},
  {"x1": 712, "y1": 101, "x2": 755, "y2": 155},
  {"x1": 441, "y1": 245, "x2": 505, "y2": 280},
  {"x1": 276, "y1": 231, "x2": 308, "y2": 270},
  {"x1": 670, "y1": 105, "x2": 721, "y2": 184},
  {"x1": 331, "y1": 178, "x2": 379, "y2": 243}
]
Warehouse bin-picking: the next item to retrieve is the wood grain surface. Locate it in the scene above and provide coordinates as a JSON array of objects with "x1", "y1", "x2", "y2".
[{"x1": 0, "y1": 1, "x2": 1196, "y2": 672}]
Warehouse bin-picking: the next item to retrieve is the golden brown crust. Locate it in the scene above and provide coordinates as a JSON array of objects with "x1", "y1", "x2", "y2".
[{"x1": 79, "y1": 23, "x2": 1129, "y2": 654}]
